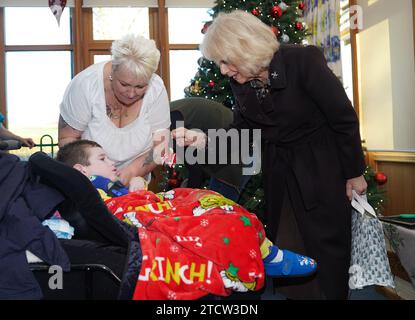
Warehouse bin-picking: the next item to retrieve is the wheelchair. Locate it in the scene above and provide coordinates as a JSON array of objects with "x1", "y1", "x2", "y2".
[{"x1": 1, "y1": 140, "x2": 141, "y2": 300}]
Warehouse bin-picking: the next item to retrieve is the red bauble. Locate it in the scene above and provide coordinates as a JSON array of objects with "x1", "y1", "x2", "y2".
[
  {"x1": 208, "y1": 80, "x2": 215, "y2": 88},
  {"x1": 251, "y1": 8, "x2": 259, "y2": 16},
  {"x1": 298, "y1": 2, "x2": 305, "y2": 10},
  {"x1": 295, "y1": 22, "x2": 303, "y2": 30},
  {"x1": 201, "y1": 22, "x2": 210, "y2": 34},
  {"x1": 171, "y1": 170, "x2": 178, "y2": 178},
  {"x1": 168, "y1": 178, "x2": 180, "y2": 188},
  {"x1": 271, "y1": 26, "x2": 280, "y2": 35},
  {"x1": 374, "y1": 172, "x2": 388, "y2": 185},
  {"x1": 271, "y1": 5, "x2": 283, "y2": 18}
]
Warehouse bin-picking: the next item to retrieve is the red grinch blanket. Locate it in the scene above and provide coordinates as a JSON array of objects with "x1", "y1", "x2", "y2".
[{"x1": 105, "y1": 188, "x2": 266, "y2": 300}]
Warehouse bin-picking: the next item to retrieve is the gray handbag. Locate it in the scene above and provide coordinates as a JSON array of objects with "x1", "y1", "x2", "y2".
[{"x1": 349, "y1": 191, "x2": 395, "y2": 290}]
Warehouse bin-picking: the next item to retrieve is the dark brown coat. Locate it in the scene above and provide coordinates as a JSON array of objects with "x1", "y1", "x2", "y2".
[{"x1": 229, "y1": 44, "x2": 366, "y2": 299}]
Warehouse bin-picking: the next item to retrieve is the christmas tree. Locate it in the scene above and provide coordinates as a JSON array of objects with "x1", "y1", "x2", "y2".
[
  {"x1": 184, "y1": 0, "x2": 309, "y2": 108},
  {"x1": 363, "y1": 166, "x2": 387, "y2": 215}
]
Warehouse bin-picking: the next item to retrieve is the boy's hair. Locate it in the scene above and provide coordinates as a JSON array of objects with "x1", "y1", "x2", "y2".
[{"x1": 56, "y1": 140, "x2": 102, "y2": 167}]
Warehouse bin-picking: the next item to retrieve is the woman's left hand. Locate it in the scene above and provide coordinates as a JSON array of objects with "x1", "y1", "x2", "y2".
[
  {"x1": 346, "y1": 175, "x2": 368, "y2": 201},
  {"x1": 171, "y1": 127, "x2": 207, "y2": 148},
  {"x1": 19, "y1": 137, "x2": 35, "y2": 148},
  {"x1": 117, "y1": 167, "x2": 135, "y2": 186}
]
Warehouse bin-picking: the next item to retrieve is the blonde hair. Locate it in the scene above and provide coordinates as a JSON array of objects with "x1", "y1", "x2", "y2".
[
  {"x1": 200, "y1": 10, "x2": 280, "y2": 77},
  {"x1": 111, "y1": 34, "x2": 160, "y2": 82}
]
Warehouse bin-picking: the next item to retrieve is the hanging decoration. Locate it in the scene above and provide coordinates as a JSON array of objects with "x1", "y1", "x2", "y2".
[
  {"x1": 303, "y1": 0, "x2": 343, "y2": 79},
  {"x1": 49, "y1": 0, "x2": 67, "y2": 26}
]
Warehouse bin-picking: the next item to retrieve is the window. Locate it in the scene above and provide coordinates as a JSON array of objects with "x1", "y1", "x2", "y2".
[
  {"x1": 6, "y1": 51, "x2": 72, "y2": 139},
  {"x1": 92, "y1": 8, "x2": 149, "y2": 40},
  {"x1": 94, "y1": 54, "x2": 111, "y2": 64},
  {"x1": 168, "y1": 7, "x2": 211, "y2": 101},
  {"x1": 5, "y1": 7, "x2": 71, "y2": 45},
  {"x1": 169, "y1": 50, "x2": 202, "y2": 101},
  {"x1": 3, "y1": 7, "x2": 73, "y2": 158},
  {"x1": 168, "y1": 8, "x2": 210, "y2": 44}
]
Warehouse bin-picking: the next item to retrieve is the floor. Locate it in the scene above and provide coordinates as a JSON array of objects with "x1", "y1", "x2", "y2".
[{"x1": 259, "y1": 277, "x2": 388, "y2": 300}]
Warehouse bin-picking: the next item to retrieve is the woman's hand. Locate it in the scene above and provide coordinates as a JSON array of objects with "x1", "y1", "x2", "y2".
[
  {"x1": 171, "y1": 127, "x2": 207, "y2": 148},
  {"x1": 117, "y1": 166, "x2": 136, "y2": 186},
  {"x1": 129, "y1": 176, "x2": 147, "y2": 192},
  {"x1": 19, "y1": 137, "x2": 35, "y2": 148},
  {"x1": 346, "y1": 175, "x2": 368, "y2": 201}
]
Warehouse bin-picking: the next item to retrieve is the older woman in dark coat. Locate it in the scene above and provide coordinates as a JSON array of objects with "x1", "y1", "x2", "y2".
[{"x1": 173, "y1": 10, "x2": 367, "y2": 299}]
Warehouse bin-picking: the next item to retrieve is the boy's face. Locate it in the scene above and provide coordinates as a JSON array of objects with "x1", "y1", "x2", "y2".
[{"x1": 83, "y1": 147, "x2": 118, "y2": 181}]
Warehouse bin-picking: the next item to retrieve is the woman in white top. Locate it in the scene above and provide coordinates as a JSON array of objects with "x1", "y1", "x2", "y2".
[{"x1": 59, "y1": 34, "x2": 171, "y2": 188}]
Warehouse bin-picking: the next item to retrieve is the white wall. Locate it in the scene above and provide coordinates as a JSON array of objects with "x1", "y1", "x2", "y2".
[{"x1": 357, "y1": 0, "x2": 415, "y2": 151}]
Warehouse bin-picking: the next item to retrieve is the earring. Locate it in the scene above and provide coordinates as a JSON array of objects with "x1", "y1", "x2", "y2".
[{"x1": 109, "y1": 74, "x2": 113, "y2": 81}]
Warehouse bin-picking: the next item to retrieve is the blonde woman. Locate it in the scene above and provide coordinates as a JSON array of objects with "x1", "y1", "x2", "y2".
[
  {"x1": 59, "y1": 34, "x2": 170, "y2": 188},
  {"x1": 173, "y1": 10, "x2": 367, "y2": 300}
]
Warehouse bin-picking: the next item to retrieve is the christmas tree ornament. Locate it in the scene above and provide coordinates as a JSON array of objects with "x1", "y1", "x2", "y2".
[
  {"x1": 251, "y1": 8, "x2": 260, "y2": 16},
  {"x1": 279, "y1": 2, "x2": 289, "y2": 12},
  {"x1": 271, "y1": 5, "x2": 283, "y2": 18},
  {"x1": 295, "y1": 22, "x2": 303, "y2": 30},
  {"x1": 374, "y1": 172, "x2": 388, "y2": 185},
  {"x1": 191, "y1": 80, "x2": 201, "y2": 94},
  {"x1": 280, "y1": 33, "x2": 290, "y2": 42},
  {"x1": 49, "y1": 0, "x2": 67, "y2": 26},
  {"x1": 161, "y1": 151, "x2": 177, "y2": 168},
  {"x1": 168, "y1": 178, "x2": 180, "y2": 188},
  {"x1": 208, "y1": 80, "x2": 215, "y2": 88},
  {"x1": 298, "y1": 2, "x2": 305, "y2": 10},
  {"x1": 271, "y1": 26, "x2": 280, "y2": 35}
]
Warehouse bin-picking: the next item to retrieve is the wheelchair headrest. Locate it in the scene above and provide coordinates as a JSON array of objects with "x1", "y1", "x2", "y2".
[{"x1": 28, "y1": 152, "x2": 135, "y2": 247}]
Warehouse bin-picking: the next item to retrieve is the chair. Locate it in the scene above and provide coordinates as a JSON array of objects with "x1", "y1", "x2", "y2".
[{"x1": 170, "y1": 97, "x2": 251, "y2": 202}]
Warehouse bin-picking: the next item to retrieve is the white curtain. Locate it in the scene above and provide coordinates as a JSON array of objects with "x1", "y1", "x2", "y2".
[
  {"x1": 0, "y1": 0, "x2": 74, "y2": 6},
  {"x1": 82, "y1": 1, "x2": 157, "y2": 7},
  {"x1": 83, "y1": 1, "x2": 215, "y2": 8},
  {"x1": 303, "y1": 0, "x2": 343, "y2": 79},
  {"x1": 0, "y1": 1, "x2": 215, "y2": 8},
  {"x1": 165, "y1": 0, "x2": 215, "y2": 7}
]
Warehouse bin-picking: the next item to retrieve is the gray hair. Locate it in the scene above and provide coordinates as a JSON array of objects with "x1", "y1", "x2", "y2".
[
  {"x1": 111, "y1": 34, "x2": 160, "y2": 82},
  {"x1": 200, "y1": 10, "x2": 279, "y2": 77}
]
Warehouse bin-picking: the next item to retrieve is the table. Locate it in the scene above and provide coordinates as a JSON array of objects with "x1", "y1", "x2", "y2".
[{"x1": 382, "y1": 222, "x2": 415, "y2": 289}]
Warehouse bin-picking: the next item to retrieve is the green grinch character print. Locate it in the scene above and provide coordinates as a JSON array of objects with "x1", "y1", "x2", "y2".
[
  {"x1": 220, "y1": 262, "x2": 257, "y2": 292},
  {"x1": 192, "y1": 194, "x2": 236, "y2": 216}
]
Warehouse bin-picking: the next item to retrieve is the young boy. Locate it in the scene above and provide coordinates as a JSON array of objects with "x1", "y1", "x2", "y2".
[{"x1": 57, "y1": 140, "x2": 317, "y2": 299}]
